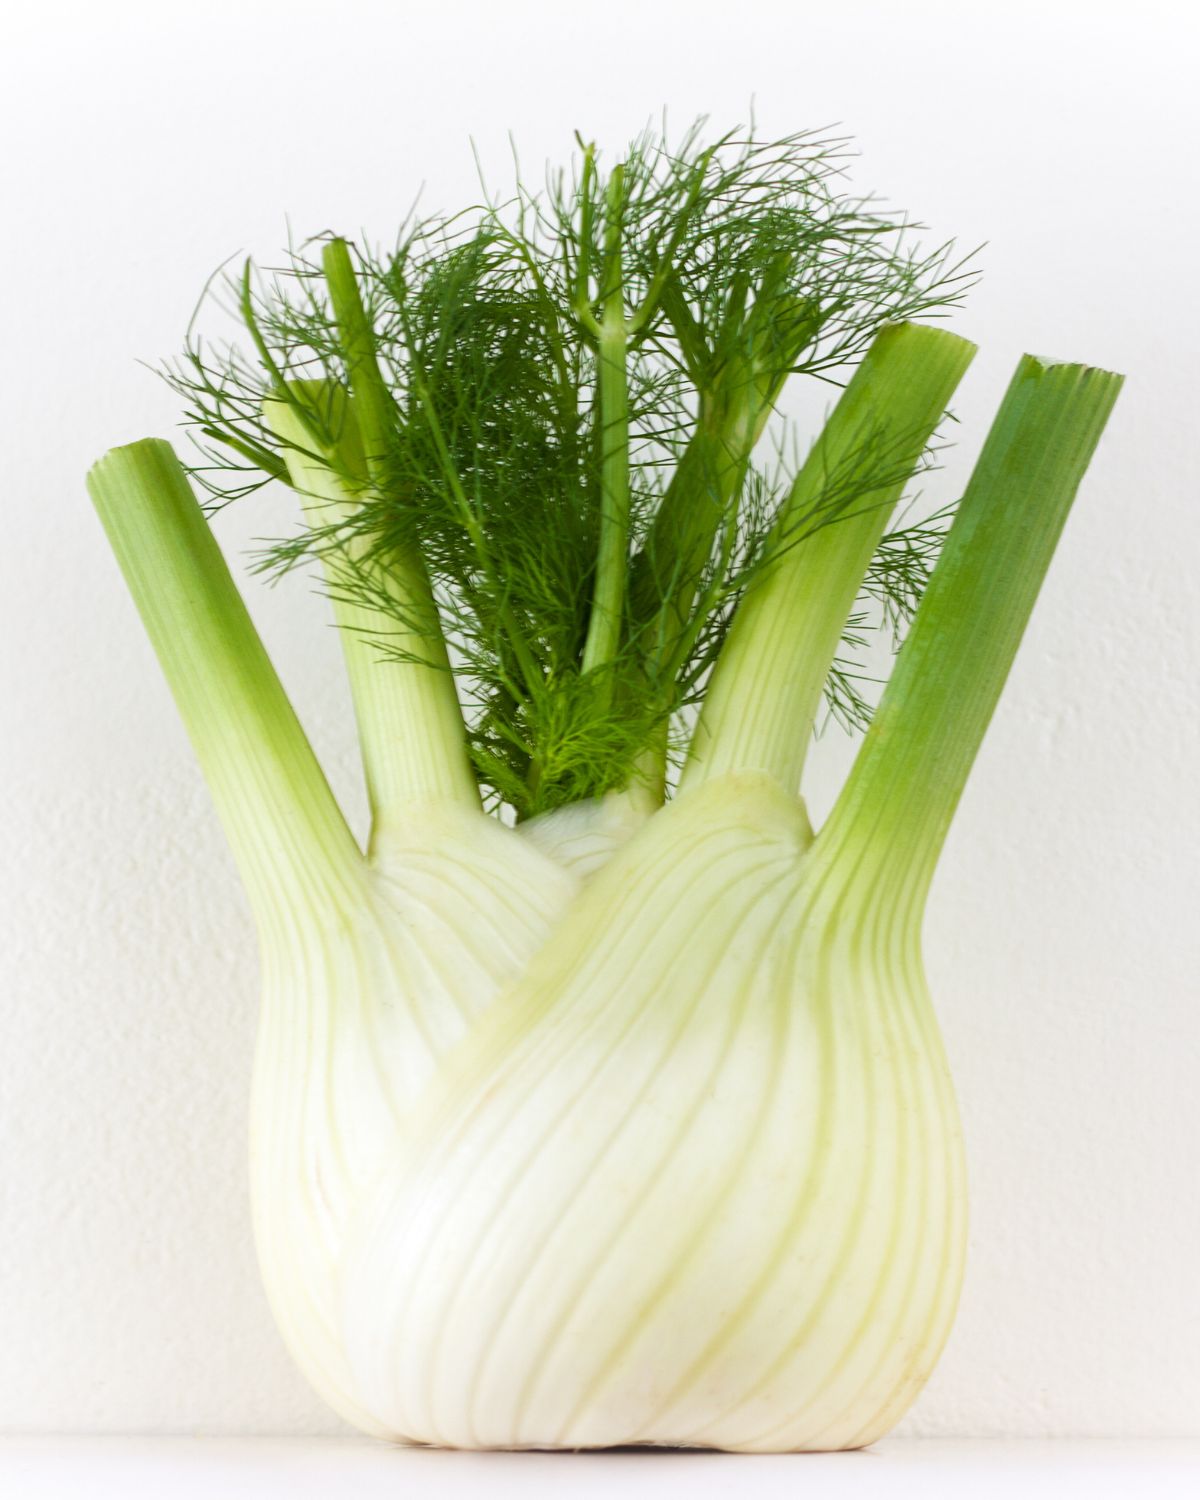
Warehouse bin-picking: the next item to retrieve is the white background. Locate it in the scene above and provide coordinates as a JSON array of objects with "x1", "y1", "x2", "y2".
[{"x1": 1, "y1": 0, "x2": 1197, "y2": 1443}]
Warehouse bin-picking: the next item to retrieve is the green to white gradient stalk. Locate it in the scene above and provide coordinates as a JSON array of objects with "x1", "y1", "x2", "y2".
[
  {"x1": 632, "y1": 367, "x2": 778, "y2": 638},
  {"x1": 817, "y1": 354, "x2": 1124, "y2": 911},
  {"x1": 264, "y1": 393, "x2": 477, "y2": 836},
  {"x1": 87, "y1": 440, "x2": 362, "y2": 918},
  {"x1": 285, "y1": 239, "x2": 479, "y2": 829},
  {"x1": 683, "y1": 322, "x2": 977, "y2": 794}
]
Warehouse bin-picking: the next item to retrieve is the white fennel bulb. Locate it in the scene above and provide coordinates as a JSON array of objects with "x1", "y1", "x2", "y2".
[
  {"x1": 88, "y1": 124, "x2": 1121, "y2": 1451},
  {"x1": 334, "y1": 772, "x2": 963, "y2": 1450}
]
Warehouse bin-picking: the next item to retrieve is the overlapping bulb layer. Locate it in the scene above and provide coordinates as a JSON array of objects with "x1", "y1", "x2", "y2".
[{"x1": 253, "y1": 776, "x2": 964, "y2": 1450}]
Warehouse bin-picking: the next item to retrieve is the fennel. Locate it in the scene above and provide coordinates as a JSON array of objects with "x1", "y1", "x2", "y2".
[{"x1": 88, "y1": 122, "x2": 1121, "y2": 1451}]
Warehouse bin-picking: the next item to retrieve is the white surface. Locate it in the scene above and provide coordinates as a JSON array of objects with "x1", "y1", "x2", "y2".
[
  {"x1": 1, "y1": 0, "x2": 1198, "y2": 1440},
  {"x1": 2, "y1": 1440, "x2": 1199, "y2": 1500}
]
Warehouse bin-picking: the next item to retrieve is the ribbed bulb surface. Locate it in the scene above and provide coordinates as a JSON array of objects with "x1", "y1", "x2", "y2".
[{"x1": 249, "y1": 774, "x2": 965, "y2": 1451}]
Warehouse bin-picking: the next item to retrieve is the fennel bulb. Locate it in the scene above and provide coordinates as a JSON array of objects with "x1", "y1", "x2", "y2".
[{"x1": 87, "y1": 123, "x2": 1122, "y2": 1451}]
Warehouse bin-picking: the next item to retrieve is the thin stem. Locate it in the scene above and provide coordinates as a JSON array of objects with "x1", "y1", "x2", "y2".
[
  {"x1": 682, "y1": 322, "x2": 977, "y2": 795},
  {"x1": 623, "y1": 365, "x2": 782, "y2": 797},
  {"x1": 632, "y1": 390, "x2": 763, "y2": 640},
  {"x1": 629, "y1": 287, "x2": 822, "y2": 667},
  {"x1": 581, "y1": 165, "x2": 631, "y2": 679},
  {"x1": 572, "y1": 141, "x2": 602, "y2": 338},
  {"x1": 321, "y1": 238, "x2": 400, "y2": 484},
  {"x1": 87, "y1": 439, "x2": 362, "y2": 920},
  {"x1": 265, "y1": 390, "x2": 478, "y2": 833},
  {"x1": 817, "y1": 354, "x2": 1123, "y2": 910}
]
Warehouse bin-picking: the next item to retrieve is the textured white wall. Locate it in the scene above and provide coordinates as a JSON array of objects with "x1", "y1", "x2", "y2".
[{"x1": 1, "y1": 0, "x2": 1197, "y2": 1438}]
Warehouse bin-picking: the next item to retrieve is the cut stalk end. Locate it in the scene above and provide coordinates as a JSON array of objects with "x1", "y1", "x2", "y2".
[
  {"x1": 88, "y1": 438, "x2": 362, "y2": 915},
  {"x1": 818, "y1": 354, "x2": 1124, "y2": 911},
  {"x1": 683, "y1": 322, "x2": 977, "y2": 796}
]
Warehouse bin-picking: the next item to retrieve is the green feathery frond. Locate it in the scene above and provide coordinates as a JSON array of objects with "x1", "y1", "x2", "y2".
[{"x1": 162, "y1": 118, "x2": 976, "y2": 817}]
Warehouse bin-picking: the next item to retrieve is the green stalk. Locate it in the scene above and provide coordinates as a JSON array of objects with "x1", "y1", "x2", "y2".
[
  {"x1": 625, "y1": 359, "x2": 790, "y2": 801},
  {"x1": 265, "y1": 393, "x2": 478, "y2": 832},
  {"x1": 629, "y1": 273, "x2": 822, "y2": 662},
  {"x1": 632, "y1": 385, "x2": 769, "y2": 635},
  {"x1": 87, "y1": 439, "x2": 362, "y2": 918},
  {"x1": 817, "y1": 355, "x2": 1123, "y2": 909},
  {"x1": 682, "y1": 323, "x2": 977, "y2": 795},
  {"x1": 581, "y1": 166, "x2": 631, "y2": 679},
  {"x1": 321, "y1": 239, "x2": 400, "y2": 484},
  {"x1": 264, "y1": 238, "x2": 476, "y2": 829}
]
